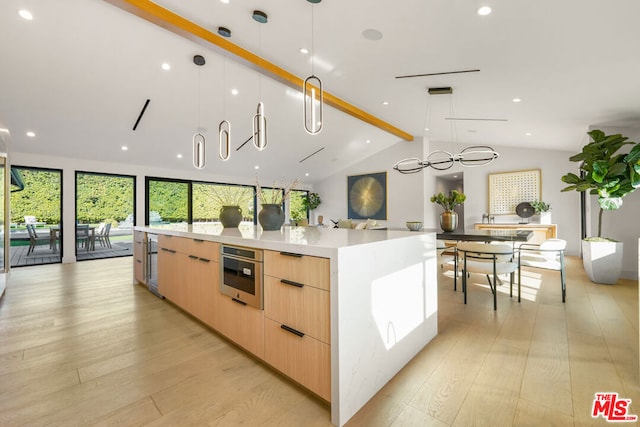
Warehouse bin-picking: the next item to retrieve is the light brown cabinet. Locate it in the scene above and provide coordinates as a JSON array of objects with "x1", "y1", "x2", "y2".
[
  {"x1": 157, "y1": 235, "x2": 220, "y2": 323},
  {"x1": 133, "y1": 230, "x2": 146, "y2": 285},
  {"x1": 215, "y1": 293, "x2": 265, "y2": 358},
  {"x1": 263, "y1": 250, "x2": 331, "y2": 400}
]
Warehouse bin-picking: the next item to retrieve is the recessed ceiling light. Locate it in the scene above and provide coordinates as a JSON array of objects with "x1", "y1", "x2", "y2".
[
  {"x1": 220, "y1": 0, "x2": 229, "y2": 4},
  {"x1": 254, "y1": 165, "x2": 260, "y2": 170},
  {"x1": 231, "y1": 88, "x2": 238, "y2": 95},
  {"x1": 26, "y1": 131, "x2": 36, "y2": 138},
  {"x1": 424, "y1": 127, "x2": 430, "y2": 132},
  {"x1": 477, "y1": 6, "x2": 492, "y2": 16},
  {"x1": 18, "y1": 9, "x2": 33, "y2": 20},
  {"x1": 362, "y1": 29, "x2": 383, "y2": 41},
  {"x1": 382, "y1": 101, "x2": 389, "y2": 106},
  {"x1": 121, "y1": 146, "x2": 128, "y2": 151},
  {"x1": 305, "y1": 173, "x2": 310, "y2": 177},
  {"x1": 161, "y1": 62, "x2": 171, "y2": 71},
  {"x1": 366, "y1": 139, "x2": 371, "y2": 144},
  {"x1": 512, "y1": 98, "x2": 521, "y2": 103},
  {"x1": 299, "y1": 48, "x2": 309, "y2": 54},
  {"x1": 525, "y1": 132, "x2": 533, "y2": 136},
  {"x1": 177, "y1": 154, "x2": 183, "y2": 159}
]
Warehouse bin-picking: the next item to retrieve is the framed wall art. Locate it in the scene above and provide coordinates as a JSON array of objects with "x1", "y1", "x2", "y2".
[
  {"x1": 347, "y1": 172, "x2": 387, "y2": 220},
  {"x1": 488, "y1": 169, "x2": 541, "y2": 214}
]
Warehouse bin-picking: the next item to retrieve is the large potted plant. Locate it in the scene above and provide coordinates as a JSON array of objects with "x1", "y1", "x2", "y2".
[
  {"x1": 430, "y1": 190, "x2": 466, "y2": 232},
  {"x1": 561, "y1": 129, "x2": 640, "y2": 284}
]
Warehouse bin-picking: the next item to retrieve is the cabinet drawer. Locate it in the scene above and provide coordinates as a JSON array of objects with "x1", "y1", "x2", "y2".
[
  {"x1": 215, "y1": 294, "x2": 265, "y2": 359},
  {"x1": 158, "y1": 234, "x2": 189, "y2": 254},
  {"x1": 185, "y1": 239, "x2": 219, "y2": 260},
  {"x1": 264, "y1": 276, "x2": 329, "y2": 344},
  {"x1": 264, "y1": 319, "x2": 330, "y2": 401},
  {"x1": 264, "y1": 250, "x2": 330, "y2": 291},
  {"x1": 134, "y1": 230, "x2": 146, "y2": 244}
]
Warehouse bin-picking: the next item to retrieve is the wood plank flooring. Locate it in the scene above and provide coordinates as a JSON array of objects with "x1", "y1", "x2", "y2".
[{"x1": 0, "y1": 255, "x2": 637, "y2": 426}]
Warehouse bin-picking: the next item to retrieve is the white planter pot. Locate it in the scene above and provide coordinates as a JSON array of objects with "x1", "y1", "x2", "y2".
[
  {"x1": 582, "y1": 240, "x2": 624, "y2": 284},
  {"x1": 530, "y1": 212, "x2": 552, "y2": 224}
]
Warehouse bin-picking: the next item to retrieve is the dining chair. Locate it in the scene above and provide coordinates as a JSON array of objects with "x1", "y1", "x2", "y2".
[
  {"x1": 95, "y1": 223, "x2": 112, "y2": 248},
  {"x1": 76, "y1": 224, "x2": 91, "y2": 251},
  {"x1": 518, "y1": 238, "x2": 567, "y2": 302},
  {"x1": 437, "y1": 240, "x2": 459, "y2": 290},
  {"x1": 26, "y1": 224, "x2": 51, "y2": 255},
  {"x1": 456, "y1": 241, "x2": 519, "y2": 310}
]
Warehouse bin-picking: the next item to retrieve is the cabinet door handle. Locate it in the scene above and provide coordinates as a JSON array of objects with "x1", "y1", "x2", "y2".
[
  {"x1": 198, "y1": 257, "x2": 210, "y2": 263},
  {"x1": 280, "y1": 251, "x2": 303, "y2": 258},
  {"x1": 161, "y1": 248, "x2": 176, "y2": 253},
  {"x1": 188, "y1": 255, "x2": 198, "y2": 259},
  {"x1": 281, "y1": 324, "x2": 305, "y2": 338},
  {"x1": 232, "y1": 297, "x2": 247, "y2": 306},
  {"x1": 280, "y1": 279, "x2": 304, "y2": 288},
  {"x1": 136, "y1": 259, "x2": 142, "y2": 263},
  {"x1": 193, "y1": 238, "x2": 204, "y2": 242}
]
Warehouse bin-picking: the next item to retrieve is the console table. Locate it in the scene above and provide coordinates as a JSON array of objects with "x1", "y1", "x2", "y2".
[{"x1": 474, "y1": 223, "x2": 557, "y2": 245}]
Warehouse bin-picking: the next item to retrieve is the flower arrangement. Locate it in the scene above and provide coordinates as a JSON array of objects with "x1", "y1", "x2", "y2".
[
  {"x1": 256, "y1": 177, "x2": 301, "y2": 205},
  {"x1": 430, "y1": 190, "x2": 466, "y2": 212}
]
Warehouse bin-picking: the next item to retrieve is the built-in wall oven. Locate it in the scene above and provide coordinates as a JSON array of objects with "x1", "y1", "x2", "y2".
[{"x1": 220, "y1": 244, "x2": 263, "y2": 309}]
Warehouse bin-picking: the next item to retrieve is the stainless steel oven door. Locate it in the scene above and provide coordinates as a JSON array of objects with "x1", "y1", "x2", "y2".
[{"x1": 221, "y1": 253, "x2": 263, "y2": 309}]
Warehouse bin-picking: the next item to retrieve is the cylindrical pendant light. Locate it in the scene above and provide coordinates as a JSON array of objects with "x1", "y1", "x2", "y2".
[
  {"x1": 253, "y1": 102, "x2": 267, "y2": 151},
  {"x1": 193, "y1": 133, "x2": 206, "y2": 169},
  {"x1": 303, "y1": 0, "x2": 323, "y2": 135},
  {"x1": 219, "y1": 120, "x2": 231, "y2": 160}
]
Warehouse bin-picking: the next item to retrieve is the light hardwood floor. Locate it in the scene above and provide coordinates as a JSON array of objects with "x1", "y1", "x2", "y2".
[{"x1": 0, "y1": 255, "x2": 637, "y2": 426}]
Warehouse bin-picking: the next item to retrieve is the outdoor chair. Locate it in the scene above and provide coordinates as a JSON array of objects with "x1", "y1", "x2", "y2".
[
  {"x1": 26, "y1": 224, "x2": 51, "y2": 255},
  {"x1": 456, "y1": 242, "x2": 519, "y2": 310},
  {"x1": 95, "y1": 223, "x2": 112, "y2": 248},
  {"x1": 76, "y1": 224, "x2": 92, "y2": 251},
  {"x1": 518, "y1": 238, "x2": 567, "y2": 302}
]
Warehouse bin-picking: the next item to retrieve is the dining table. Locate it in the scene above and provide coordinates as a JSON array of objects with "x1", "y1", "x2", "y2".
[
  {"x1": 436, "y1": 228, "x2": 533, "y2": 242},
  {"x1": 49, "y1": 225, "x2": 97, "y2": 252}
]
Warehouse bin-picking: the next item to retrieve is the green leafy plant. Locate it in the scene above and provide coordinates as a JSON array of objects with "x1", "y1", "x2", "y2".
[
  {"x1": 430, "y1": 190, "x2": 466, "y2": 212},
  {"x1": 561, "y1": 129, "x2": 640, "y2": 238},
  {"x1": 301, "y1": 192, "x2": 321, "y2": 211},
  {"x1": 530, "y1": 200, "x2": 551, "y2": 213}
]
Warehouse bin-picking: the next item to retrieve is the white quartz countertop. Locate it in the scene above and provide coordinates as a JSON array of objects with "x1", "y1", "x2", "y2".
[{"x1": 135, "y1": 223, "x2": 434, "y2": 257}]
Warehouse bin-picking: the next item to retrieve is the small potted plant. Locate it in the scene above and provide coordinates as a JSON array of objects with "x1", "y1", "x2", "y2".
[
  {"x1": 530, "y1": 200, "x2": 551, "y2": 224},
  {"x1": 561, "y1": 129, "x2": 640, "y2": 284},
  {"x1": 430, "y1": 190, "x2": 466, "y2": 232}
]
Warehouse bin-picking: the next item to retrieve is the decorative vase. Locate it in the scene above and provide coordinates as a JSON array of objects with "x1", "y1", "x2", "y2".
[
  {"x1": 258, "y1": 204, "x2": 285, "y2": 231},
  {"x1": 219, "y1": 205, "x2": 242, "y2": 228},
  {"x1": 440, "y1": 211, "x2": 458, "y2": 232}
]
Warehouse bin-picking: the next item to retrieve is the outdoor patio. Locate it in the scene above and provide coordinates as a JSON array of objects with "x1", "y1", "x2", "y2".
[{"x1": 9, "y1": 227, "x2": 133, "y2": 267}]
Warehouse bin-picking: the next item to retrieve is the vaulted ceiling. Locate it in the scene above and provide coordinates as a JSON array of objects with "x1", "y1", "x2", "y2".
[{"x1": 1, "y1": 0, "x2": 639, "y2": 183}]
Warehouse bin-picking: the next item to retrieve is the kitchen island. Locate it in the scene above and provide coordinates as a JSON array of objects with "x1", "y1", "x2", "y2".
[{"x1": 134, "y1": 223, "x2": 438, "y2": 426}]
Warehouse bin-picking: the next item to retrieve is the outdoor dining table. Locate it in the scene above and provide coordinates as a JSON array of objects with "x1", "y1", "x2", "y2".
[{"x1": 49, "y1": 225, "x2": 97, "y2": 252}]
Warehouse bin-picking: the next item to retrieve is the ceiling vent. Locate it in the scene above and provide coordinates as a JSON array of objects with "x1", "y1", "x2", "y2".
[{"x1": 428, "y1": 87, "x2": 453, "y2": 95}]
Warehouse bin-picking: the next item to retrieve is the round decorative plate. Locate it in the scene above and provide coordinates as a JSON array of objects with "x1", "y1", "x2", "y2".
[{"x1": 515, "y1": 202, "x2": 535, "y2": 219}]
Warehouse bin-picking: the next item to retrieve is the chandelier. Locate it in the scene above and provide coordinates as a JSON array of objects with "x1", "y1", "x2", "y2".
[
  {"x1": 393, "y1": 87, "x2": 500, "y2": 173},
  {"x1": 393, "y1": 146, "x2": 499, "y2": 173}
]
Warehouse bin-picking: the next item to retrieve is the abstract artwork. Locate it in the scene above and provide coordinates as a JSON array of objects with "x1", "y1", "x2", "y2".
[
  {"x1": 347, "y1": 172, "x2": 387, "y2": 220},
  {"x1": 489, "y1": 169, "x2": 541, "y2": 214}
]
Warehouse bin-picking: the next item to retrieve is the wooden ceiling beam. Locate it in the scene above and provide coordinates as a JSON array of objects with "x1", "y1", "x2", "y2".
[{"x1": 103, "y1": 0, "x2": 414, "y2": 142}]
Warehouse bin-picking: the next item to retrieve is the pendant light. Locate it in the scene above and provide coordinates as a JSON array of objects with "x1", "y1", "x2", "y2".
[
  {"x1": 303, "y1": 0, "x2": 323, "y2": 135},
  {"x1": 252, "y1": 10, "x2": 268, "y2": 151},
  {"x1": 219, "y1": 55, "x2": 231, "y2": 161},
  {"x1": 192, "y1": 54, "x2": 206, "y2": 169}
]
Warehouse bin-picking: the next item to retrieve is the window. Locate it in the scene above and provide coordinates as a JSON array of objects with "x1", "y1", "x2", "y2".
[
  {"x1": 75, "y1": 172, "x2": 135, "y2": 261},
  {"x1": 146, "y1": 178, "x2": 190, "y2": 224},
  {"x1": 193, "y1": 182, "x2": 255, "y2": 224},
  {"x1": 10, "y1": 166, "x2": 62, "y2": 267},
  {"x1": 290, "y1": 189, "x2": 309, "y2": 222}
]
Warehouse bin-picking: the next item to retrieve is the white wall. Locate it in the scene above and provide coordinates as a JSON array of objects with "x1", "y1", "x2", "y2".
[{"x1": 314, "y1": 139, "x2": 425, "y2": 228}]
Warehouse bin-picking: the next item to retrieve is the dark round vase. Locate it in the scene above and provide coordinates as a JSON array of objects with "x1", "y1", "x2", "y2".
[
  {"x1": 258, "y1": 204, "x2": 285, "y2": 231},
  {"x1": 220, "y1": 205, "x2": 242, "y2": 228}
]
